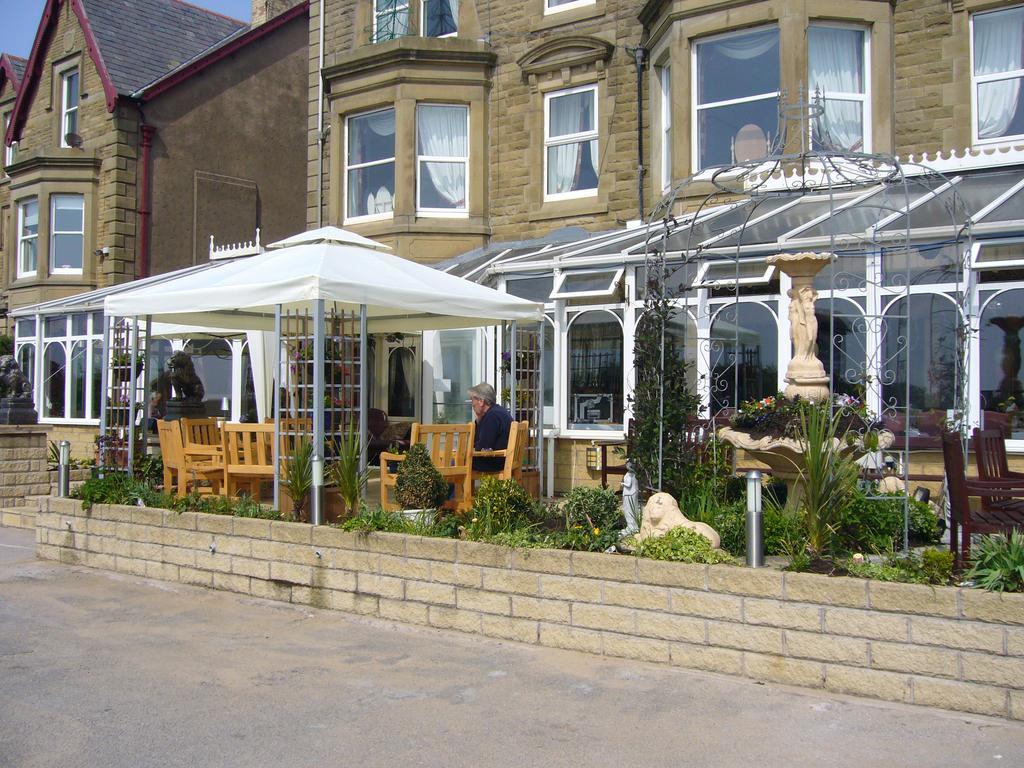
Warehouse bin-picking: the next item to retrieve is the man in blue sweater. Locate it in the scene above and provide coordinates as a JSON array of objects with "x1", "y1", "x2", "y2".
[{"x1": 468, "y1": 382, "x2": 512, "y2": 472}]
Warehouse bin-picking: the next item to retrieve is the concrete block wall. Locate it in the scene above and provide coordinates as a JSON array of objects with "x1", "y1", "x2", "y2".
[
  {"x1": 0, "y1": 427, "x2": 50, "y2": 508},
  {"x1": 34, "y1": 496, "x2": 1024, "y2": 720}
]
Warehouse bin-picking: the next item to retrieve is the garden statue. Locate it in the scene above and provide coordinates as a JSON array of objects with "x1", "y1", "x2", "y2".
[
  {"x1": 991, "y1": 315, "x2": 1024, "y2": 403},
  {"x1": 766, "y1": 251, "x2": 832, "y2": 403},
  {"x1": 621, "y1": 463, "x2": 640, "y2": 535},
  {"x1": 162, "y1": 351, "x2": 207, "y2": 420},
  {"x1": 637, "y1": 492, "x2": 721, "y2": 549},
  {"x1": 0, "y1": 355, "x2": 38, "y2": 425}
]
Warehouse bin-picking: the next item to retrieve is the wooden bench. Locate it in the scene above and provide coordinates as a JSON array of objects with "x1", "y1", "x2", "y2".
[
  {"x1": 473, "y1": 420, "x2": 529, "y2": 486},
  {"x1": 380, "y1": 422, "x2": 475, "y2": 513},
  {"x1": 180, "y1": 417, "x2": 223, "y2": 466},
  {"x1": 941, "y1": 431, "x2": 1024, "y2": 566},
  {"x1": 156, "y1": 419, "x2": 222, "y2": 498},
  {"x1": 222, "y1": 423, "x2": 275, "y2": 500}
]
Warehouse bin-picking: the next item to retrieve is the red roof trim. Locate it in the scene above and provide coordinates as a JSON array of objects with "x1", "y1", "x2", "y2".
[
  {"x1": 139, "y1": 1, "x2": 310, "y2": 102},
  {"x1": 8, "y1": 0, "x2": 119, "y2": 144}
]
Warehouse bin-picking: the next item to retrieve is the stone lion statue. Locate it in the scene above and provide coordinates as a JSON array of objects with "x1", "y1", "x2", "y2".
[
  {"x1": 0, "y1": 355, "x2": 33, "y2": 399},
  {"x1": 167, "y1": 351, "x2": 205, "y2": 402},
  {"x1": 637, "y1": 491, "x2": 721, "y2": 549}
]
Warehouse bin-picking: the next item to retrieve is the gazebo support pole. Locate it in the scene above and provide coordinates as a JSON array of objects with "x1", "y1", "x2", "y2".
[
  {"x1": 273, "y1": 305, "x2": 282, "y2": 512},
  {"x1": 509, "y1": 321, "x2": 517, "y2": 411},
  {"x1": 98, "y1": 316, "x2": 111, "y2": 478},
  {"x1": 538, "y1": 321, "x2": 545, "y2": 499},
  {"x1": 143, "y1": 315, "x2": 152, "y2": 456},
  {"x1": 358, "y1": 304, "x2": 368, "y2": 479},
  {"x1": 311, "y1": 298, "x2": 326, "y2": 526},
  {"x1": 127, "y1": 316, "x2": 140, "y2": 474}
]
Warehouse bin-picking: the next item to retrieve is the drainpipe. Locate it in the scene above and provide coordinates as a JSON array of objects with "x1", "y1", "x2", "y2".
[
  {"x1": 316, "y1": 0, "x2": 326, "y2": 227},
  {"x1": 629, "y1": 42, "x2": 648, "y2": 222},
  {"x1": 138, "y1": 124, "x2": 156, "y2": 278}
]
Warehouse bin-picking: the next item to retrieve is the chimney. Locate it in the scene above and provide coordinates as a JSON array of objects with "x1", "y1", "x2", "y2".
[{"x1": 251, "y1": 0, "x2": 303, "y2": 26}]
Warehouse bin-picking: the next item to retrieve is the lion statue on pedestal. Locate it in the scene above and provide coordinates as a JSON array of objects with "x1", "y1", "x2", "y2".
[
  {"x1": 0, "y1": 355, "x2": 33, "y2": 399},
  {"x1": 167, "y1": 351, "x2": 205, "y2": 402}
]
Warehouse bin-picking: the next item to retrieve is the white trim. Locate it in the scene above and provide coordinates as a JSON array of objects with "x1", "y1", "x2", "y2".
[
  {"x1": 971, "y1": 237, "x2": 1024, "y2": 270},
  {"x1": 543, "y1": 84, "x2": 599, "y2": 201},
  {"x1": 659, "y1": 64, "x2": 672, "y2": 192},
  {"x1": 59, "y1": 65, "x2": 79, "y2": 148},
  {"x1": 695, "y1": 261, "x2": 774, "y2": 287},
  {"x1": 2, "y1": 110, "x2": 13, "y2": 172},
  {"x1": 17, "y1": 197, "x2": 38, "y2": 278},
  {"x1": 544, "y1": 0, "x2": 594, "y2": 15},
  {"x1": 49, "y1": 193, "x2": 85, "y2": 275},
  {"x1": 550, "y1": 267, "x2": 624, "y2": 299},
  {"x1": 416, "y1": 103, "x2": 469, "y2": 216},
  {"x1": 344, "y1": 107, "x2": 396, "y2": 224}
]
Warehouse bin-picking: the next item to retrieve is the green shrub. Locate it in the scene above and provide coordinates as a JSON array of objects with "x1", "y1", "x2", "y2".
[
  {"x1": 695, "y1": 499, "x2": 802, "y2": 558},
  {"x1": 631, "y1": 527, "x2": 735, "y2": 565},
  {"x1": 339, "y1": 506, "x2": 415, "y2": 534},
  {"x1": 966, "y1": 531, "x2": 1024, "y2": 592},
  {"x1": 282, "y1": 438, "x2": 313, "y2": 519},
  {"x1": 560, "y1": 486, "x2": 623, "y2": 532},
  {"x1": 844, "y1": 548, "x2": 953, "y2": 585},
  {"x1": 395, "y1": 444, "x2": 449, "y2": 510},
  {"x1": 72, "y1": 472, "x2": 164, "y2": 511},
  {"x1": 467, "y1": 478, "x2": 537, "y2": 537},
  {"x1": 838, "y1": 492, "x2": 943, "y2": 554},
  {"x1": 547, "y1": 525, "x2": 621, "y2": 553},
  {"x1": 798, "y1": 402, "x2": 860, "y2": 556}
]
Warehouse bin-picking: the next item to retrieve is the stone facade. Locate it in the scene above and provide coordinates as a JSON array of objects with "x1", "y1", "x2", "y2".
[
  {"x1": 34, "y1": 497, "x2": 1024, "y2": 720},
  {"x1": 0, "y1": 426, "x2": 50, "y2": 508}
]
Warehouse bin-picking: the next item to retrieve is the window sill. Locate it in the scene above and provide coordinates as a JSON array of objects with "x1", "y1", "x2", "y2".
[
  {"x1": 534, "y1": 2, "x2": 605, "y2": 32},
  {"x1": 529, "y1": 195, "x2": 607, "y2": 222}
]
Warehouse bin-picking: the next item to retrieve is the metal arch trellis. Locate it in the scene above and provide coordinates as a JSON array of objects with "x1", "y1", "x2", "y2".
[{"x1": 638, "y1": 90, "x2": 972, "y2": 549}]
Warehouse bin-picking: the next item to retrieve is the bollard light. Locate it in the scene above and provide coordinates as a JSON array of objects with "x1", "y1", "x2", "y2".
[
  {"x1": 745, "y1": 470, "x2": 764, "y2": 568},
  {"x1": 310, "y1": 453, "x2": 324, "y2": 526},
  {"x1": 57, "y1": 440, "x2": 72, "y2": 498}
]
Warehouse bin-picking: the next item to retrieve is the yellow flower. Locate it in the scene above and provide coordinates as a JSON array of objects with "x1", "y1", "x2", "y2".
[{"x1": 593, "y1": 527, "x2": 600, "y2": 535}]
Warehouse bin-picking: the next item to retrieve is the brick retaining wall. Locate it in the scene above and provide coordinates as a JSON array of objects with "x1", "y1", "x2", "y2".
[{"x1": 33, "y1": 497, "x2": 1024, "y2": 720}]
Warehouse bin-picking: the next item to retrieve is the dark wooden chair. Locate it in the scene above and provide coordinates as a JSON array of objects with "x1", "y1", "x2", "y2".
[{"x1": 941, "y1": 431, "x2": 1024, "y2": 567}]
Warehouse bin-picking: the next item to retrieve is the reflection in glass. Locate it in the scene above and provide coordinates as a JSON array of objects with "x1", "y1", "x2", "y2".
[
  {"x1": 980, "y1": 289, "x2": 1024, "y2": 438},
  {"x1": 389, "y1": 347, "x2": 417, "y2": 418},
  {"x1": 91, "y1": 340, "x2": 103, "y2": 419},
  {"x1": 70, "y1": 341, "x2": 86, "y2": 418},
  {"x1": 44, "y1": 343, "x2": 66, "y2": 418},
  {"x1": 815, "y1": 299, "x2": 865, "y2": 397},
  {"x1": 710, "y1": 303, "x2": 778, "y2": 412},
  {"x1": 636, "y1": 309, "x2": 698, "y2": 393},
  {"x1": 432, "y1": 330, "x2": 475, "y2": 423},
  {"x1": 17, "y1": 345, "x2": 35, "y2": 388},
  {"x1": 185, "y1": 339, "x2": 232, "y2": 417},
  {"x1": 568, "y1": 312, "x2": 623, "y2": 429}
]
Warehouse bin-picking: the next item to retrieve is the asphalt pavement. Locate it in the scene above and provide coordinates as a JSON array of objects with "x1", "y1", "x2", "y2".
[{"x1": 2, "y1": 525, "x2": 1023, "y2": 768}]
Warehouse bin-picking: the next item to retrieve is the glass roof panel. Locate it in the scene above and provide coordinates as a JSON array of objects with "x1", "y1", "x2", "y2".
[
  {"x1": 979, "y1": 185, "x2": 1024, "y2": 223},
  {"x1": 792, "y1": 187, "x2": 918, "y2": 239},
  {"x1": 662, "y1": 197, "x2": 793, "y2": 251},
  {"x1": 709, "y1": 197, "x2": 839, "y2": 248},
  {"x1": 880, "y1": 171, "x2": 1021, "y2": 231}
]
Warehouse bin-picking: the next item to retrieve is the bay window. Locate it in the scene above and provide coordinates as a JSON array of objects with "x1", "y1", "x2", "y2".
[
  {"x1": 972, "y1": 5, "x2": 1024, "y2": 144},
  {"x1": 544, "y1": 85, "x2": 599, "y2": 200},
  {"x1": 17, "y1": 198, "x2": 38, "y2": 277},
  {"x1": 808, "y1": 24, "x2": 868, "y2": 153},
  {"x1": 346, "y1": 107, "x2": 396, "y2": 221},
  {"x1": 374, "y1": 0, "x2": 410, "y2": 41},
  {"x1": 422, "y1": 0, "x2": 457, "y2": 37},
  {"x1": 60, "y1": 67, "x2": 79, "y2": 147},
  {"x1": 416, "y1": 104, "x2": 468, "y2": 214},
  {"x1": 50, "y1": 194, "x2": 84, "y2": 274},
  {"x1": 694, "y1": 26, "x2": 780, "y2": 170}
]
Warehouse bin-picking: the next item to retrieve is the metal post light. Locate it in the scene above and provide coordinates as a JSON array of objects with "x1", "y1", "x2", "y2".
[
  {"x1": 746, "y1": 469, "x2": 764, "y2": 568},
  {"x1": 310, "y1": 453, "x2": 324, "y2": 526},
  {"x1": 57, "y1": 440, "x2": 71, "y2": 498}
]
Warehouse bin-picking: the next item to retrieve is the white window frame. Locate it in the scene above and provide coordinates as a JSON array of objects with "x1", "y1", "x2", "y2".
[
  {"x1": 550, "y1": 267, "x2": 623, "y2": 299},
  {"x1": 59, "y1": 66, "x2": 79, "y2": 148},
  {"x1": 421, "y1": 0, "x2": 457, "y2": 37},
  {"x1": 416, "y1": 103, "x2": 469, "y2": 216},
  {"x1": 659, "y1": 65, "x2": 672, "y2": 192},
  {"x1": 543, "y1": 83, "x2": 599, "y2": 202},
  {"x1": 17, "y1": 197, "x2": 38, "y2": 278},
  {"x1": 344, "y1": 107, "x2": 396, "y2": 224},
  {"x1": 807, "y1": 22, "x2": 871, "y2": 153},
  {"x1": 373, "y1": 0, "x2": 410, "y2": 42},
  {"x1": 544, "y1": 0, "x2": 594, "y2": 15},
  {"x1": 695, "y1": 260, "x2": 774, "y2": 288},
  {"x1": 692, "y1": 25, "x2": 780, "y2": 172},
  {"x1": 970, "y1": 5, "x2": 1024, "y2": 146},
  {"x1": 49, "y1": 193, "x2": 85, "y2": 275}
]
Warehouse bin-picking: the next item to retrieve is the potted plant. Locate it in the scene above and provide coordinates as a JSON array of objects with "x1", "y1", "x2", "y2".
[
  {"x1": 282, "y1": 436, "x2": 313, "y2": 521},
  {"x1": 328, "y1": 422, "x2": 370, "y2": 517},
  {"x1": 394, "y1": 443, "x2": 448, "y2": 516}
]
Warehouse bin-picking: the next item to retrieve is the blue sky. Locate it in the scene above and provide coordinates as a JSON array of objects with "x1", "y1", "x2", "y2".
[{"x1": 0, "y1": 0, "x2": 254, "y2": 60}]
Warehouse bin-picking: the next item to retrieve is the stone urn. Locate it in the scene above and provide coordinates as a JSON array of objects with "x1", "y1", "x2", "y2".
[{"x1": 717, "y1": 426, "x2": 893, "y2": 511}]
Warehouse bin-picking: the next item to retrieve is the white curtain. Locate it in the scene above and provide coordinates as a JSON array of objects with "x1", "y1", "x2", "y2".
[
  {"x1": 417, "y1": 105, "x2": 466, "y2": 206},
  {"x1": 975, "y1": 9, "x2": 1024, "y2": 139},
  {"x1": 548, "y1": 91, "x2": 594, "y2": 194},
  {"x1": 809, "y1": 27, "x2": 863, "y2": 151},
  {"x1": 246, "y1": 330, "x2": 275, "y2": 422},
  {"x1": 711, "y1": 28, "x2": 778, "y2": 61}
]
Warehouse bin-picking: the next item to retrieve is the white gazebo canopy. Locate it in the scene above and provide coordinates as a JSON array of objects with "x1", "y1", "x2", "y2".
[{"x1": 104, "y1": 227, "x2": 544, "y2": 331}]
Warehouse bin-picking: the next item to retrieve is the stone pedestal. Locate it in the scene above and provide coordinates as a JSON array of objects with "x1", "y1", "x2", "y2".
[
  {"x1": 163, "y1": 400, "x2": 207, "y2": 421},
  {"x1": 0, "y1": 425, "x2": 52, "y2": 509},
  {"x1": 0, "y1": 397, "x2": 39, "y2": 425},
  {"x1": 767, "y1": 252, "x2": 833, "y2": 404}
]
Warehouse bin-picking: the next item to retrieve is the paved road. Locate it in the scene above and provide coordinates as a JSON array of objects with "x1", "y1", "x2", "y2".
[{"x1": 2, "y1": 525, "x2": 1023, "y2": 768}]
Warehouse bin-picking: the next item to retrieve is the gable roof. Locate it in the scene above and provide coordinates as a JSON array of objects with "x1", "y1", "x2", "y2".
[
  {"x1": 8, "y1": 0, "x2": 245, "y2": 142},
  {"x1": 0, "y1": 54, "x2": 27, "y2": 102}
]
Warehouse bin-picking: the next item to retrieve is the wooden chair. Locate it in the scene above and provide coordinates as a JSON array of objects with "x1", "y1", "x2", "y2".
[
  {"x1": 973, "y1": 427, "x2": 1024, "y2": 516},
  {"x1": 180, "y1": 417, "x2": 223, "y2": 466},
  {"x1": 156, "y1": 419, "x2": 222, "y2": 498},
  {"x1": 473, "y1": 420, "x2": 529, "y2": 485},
  {"x1": 940, "y1": 431, "x2": 1024, "y2": 566},
  {"x1": 222, "y1": 423, "x2": 276, "y2": 500},
  {"x1": 380, "y1": 422, "x2": 475, "y2": 513}
]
